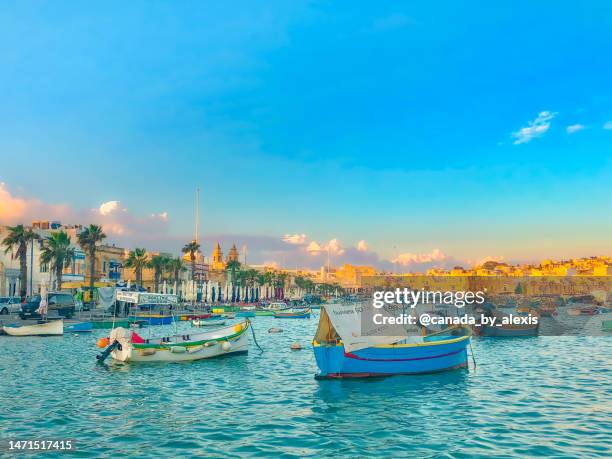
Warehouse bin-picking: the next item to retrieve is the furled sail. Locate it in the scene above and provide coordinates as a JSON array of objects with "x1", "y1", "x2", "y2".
[{"x1": 322, "y1": 302, "x2": 408, "y2": 352}]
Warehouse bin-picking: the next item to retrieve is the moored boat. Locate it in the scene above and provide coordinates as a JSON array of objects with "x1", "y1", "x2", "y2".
[
  {"x1": 274, "y1": 308, "x2": 311, "y2": 319},
  {"x1": 65, "y1": 321, "x2": 94, "y2": 333},
  {"x1": 255, "y1": 302, "x2": 286, "y2": 316},
  {"x1": 212, "y1": 306, "x2": 241, "y2": 314},
  {"x1": 312, "y1": 305, "x2": 471, "y2": 379},
  {"x1": 236, "y1": 310, "x2": 256, "y2": 318},
  {"x1": 102, "y1": 321, "x2": 249, "y2": 362},
  {"x1": 178, "y1": 313, "x2": 212, "y2": 321},
  {"x1": 129, "y1": 313, "x2": 174, "y2": 325},
  {"x1": 92, "y1": 319, "x2": 130, "y2": 329},
  {"x1": 3, "y1": 319, "x2": 64, "y2": 336},
  {"x1": 568, "y1": 306, "x2": 600, "y2": 316},
  {"x1": 192, "y1": 318, "x2": 227, "y2": 327}
]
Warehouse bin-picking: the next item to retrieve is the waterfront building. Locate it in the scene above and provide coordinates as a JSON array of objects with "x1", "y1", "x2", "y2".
[
  {"x1": 334, "y1": 264, "x2": 376, "y2": 289},
  {"x1": 0, "y1": 221, "x2": 87, "y2": 295},
  {"x1": 227, "y1": 244, "x2": 239, "y2": 263},
  {"x1": 210, "y1": 243, "x2": 224, "y2": 270}
]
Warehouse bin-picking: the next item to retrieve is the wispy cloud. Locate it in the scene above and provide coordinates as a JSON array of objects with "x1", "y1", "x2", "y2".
[
  {"x1": 0, "y1": 183, "x2": 170, "y2": 244},
  {"x1": 357, "y1": 240, "x2": 369, "y2": 252},
  {"x1": 392, "y1": 248, "x2": 447, "y2": 266},
  {"x1": 604, "y1": 121, "x2": 612, "y2": 130},
  {"x1": 282, "y1": 233, "x2": 307, "y2": 245},
  {"x1": 512, "y1": 111, "x2": 557, "y2": 145},
  {"x1": 566, "y1": 123, "x2": 585, "y2": 134}
]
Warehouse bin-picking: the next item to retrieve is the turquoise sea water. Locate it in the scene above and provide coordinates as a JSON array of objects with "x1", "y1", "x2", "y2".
[{"x1": 0, "y1": 316, "x2": 610, "y2": 458}]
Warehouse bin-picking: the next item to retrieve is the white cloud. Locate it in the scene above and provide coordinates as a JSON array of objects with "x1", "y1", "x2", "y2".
[
  {"x1": 306, "y1": 238, "x2": 345, "y2": 256},
  {"x1": 603, "y1": 121, "x2": 612, "y2": 130},
  {"x1": 326, "y1": 238, "x2": 344, "y2": 255},
  {"x1": 153, "y1": 211, "x2": 169, "y2": 221},
  {"x1": 512, "y1": 111, "x2": 557, "y2": 145},
  {"x1": 566, "y1": 124, "x2": 585, "y2": 134},
  {"x1": 306, "y1": 241, "x2": 322, "y2": 254},
  {"x1": 357, "y1": 240, "x2": 369, "y2": 252},
  {"x1": 393, "y1": 248, "x2": 447, "y2": 266},
  {"x1": 282, "y1": 233, "x2": 307, "y2": 245},
  {"x1": 99, "y1": 200, "x2": 121, "y2": 215}
]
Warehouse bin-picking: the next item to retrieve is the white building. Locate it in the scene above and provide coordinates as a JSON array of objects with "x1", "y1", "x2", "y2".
[{"x1": 0, "y1": 222, "x2": 86, "y2": 297}]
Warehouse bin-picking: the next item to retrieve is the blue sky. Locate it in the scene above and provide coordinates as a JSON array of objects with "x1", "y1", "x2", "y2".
[{"x1": 0, "y1": 1, "x2": 611, "y2": 269}]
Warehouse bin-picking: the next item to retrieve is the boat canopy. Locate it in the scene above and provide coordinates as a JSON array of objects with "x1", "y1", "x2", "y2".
[
  {"x1": 116, "y1": 291, "x2": 178, "y2": 305},
  {"x1": 315, "y1": 303, "x2": 407, "y2": 352}
]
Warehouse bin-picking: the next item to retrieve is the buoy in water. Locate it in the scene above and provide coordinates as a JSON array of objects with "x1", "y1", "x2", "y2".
[
  {"x1": 97, "y1": 337, "x2": 110, "y2": 348},
  {"x1": 290, "y1": 342, "x2": 302, "y2": 350},
  {"x1": 268, "y1": 327, "x2": 283, "y2": 333}
]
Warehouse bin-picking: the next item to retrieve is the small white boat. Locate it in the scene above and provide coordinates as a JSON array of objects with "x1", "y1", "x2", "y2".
[
  {"x1": 3, "y1": 319, "x2": 64, "y2": 336},
  {"x1": 106, "y1": 321, "x2": 249, "y2": 362},
  {"x1": 192, "y1": 318, "x2": 227, "y2": 327}
]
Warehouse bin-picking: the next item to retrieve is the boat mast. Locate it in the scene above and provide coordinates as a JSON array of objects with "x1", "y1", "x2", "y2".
[{"x1": 194, "y1": 187, "x2": 200, "y2": 244}]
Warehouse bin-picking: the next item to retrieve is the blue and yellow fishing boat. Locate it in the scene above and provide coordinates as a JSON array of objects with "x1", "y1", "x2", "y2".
[{"x1": 312, "y1": 305, "x2": 471, "y2": 379}]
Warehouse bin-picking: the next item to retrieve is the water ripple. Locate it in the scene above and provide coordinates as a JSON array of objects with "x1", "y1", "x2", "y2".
[{"x1": 0, "y1": 318, "x2": 610, "y2": 457}]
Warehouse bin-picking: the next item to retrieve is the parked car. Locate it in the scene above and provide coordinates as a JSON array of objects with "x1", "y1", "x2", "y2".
[
  {"x1": 19, "y1": 292, "x2": 76, "y2": 319},
  {"x1": 0, "y1": 297, "x2": 21, "y2": 315}
]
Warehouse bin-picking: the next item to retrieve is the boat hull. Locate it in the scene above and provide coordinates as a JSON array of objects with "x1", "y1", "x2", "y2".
[
  {"x1": 313, "y1": 335, "x2": 470, "y2": 379},
  {"x1": 254, "y1": 310, "x2": 275, "y2": 316},
  {"x1": 236, "y1": 311, "x2": 256, "y2": 318},
  {"x1": 65, "y1": 322, "x2": 93, "y2": 333},
  {"x1": 92, "y1": 320, "x2": 130, "y2": 329},
  {"x1": 178, "y1": 313, "x2": 212, "y2": 321},
  {"x1": 3, "y1": 319, "x2": 64, "y2": 336},
  {"x1": 192, "y1": 319, "x2": 226, "y2": 327},
  {"x1": 129, "y1": 314, "x2": 174, "y2": 325},
  {"x1": 274, "y1": 312, "x2": 311, "y2": 319},
  {"x1": 110, "y1": 322, "x2": 249, "y2": 363}
]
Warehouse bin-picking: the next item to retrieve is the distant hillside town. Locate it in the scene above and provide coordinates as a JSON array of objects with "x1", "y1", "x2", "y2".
[{"x1": 0, "y1": 220, "x2": 610, "y2": 299}]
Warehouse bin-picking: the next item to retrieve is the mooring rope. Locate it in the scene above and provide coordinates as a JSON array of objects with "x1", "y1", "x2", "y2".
[
  {"x1": 469, "y1": 340, "x2": 477, "y2": 369},
  {"x1": 247, "y1": 319, "x2": 264, "y2": 352}
]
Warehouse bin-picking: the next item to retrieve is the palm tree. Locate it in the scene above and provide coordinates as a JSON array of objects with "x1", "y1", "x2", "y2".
[
  {"x1": 261, "y1": 271, "x2": 274, "y2": 299},
  {"x1": 148, "y1": 255, "x2": 171, "y2": 292},
  {"x1": 2, "y1": 225, "x2": 40, "y2": 298},
  {"x1": 275, "y1": 272, "x2": 288, "y2": 299},
  {"x1": 124, "y1": 248, "x2": 148, "y2": 287},
  {"x1": 39, "y1": 231, "x2": 75, "y2": 290},
  {"x1": 77, "y1": 224, "x2": 106, "y2": 302},
  {"x1": 182, "y1": 241, "x2": 200, "y2": 281},
  {"x1": 226, "y1": 259, "x2": 241, "y2": 283},
  {"x1": 167, "y1": 257, "x2": 186, "y2": 294}
]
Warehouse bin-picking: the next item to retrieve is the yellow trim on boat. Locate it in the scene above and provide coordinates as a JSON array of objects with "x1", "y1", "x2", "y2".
[{"x1": 312, "y1": 333, "x2": 470, "y2": 348}]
